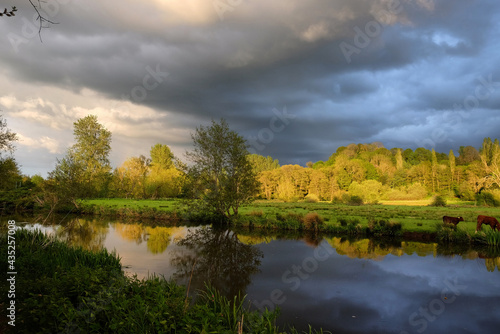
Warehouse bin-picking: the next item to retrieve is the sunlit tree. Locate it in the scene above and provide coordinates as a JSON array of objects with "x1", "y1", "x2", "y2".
[
  {"x1": 187, "y1": 119, "x2": 259, "y2": 221},
  {"x1": 51, "y1": 115, "x2": 112, "y2": 198}
]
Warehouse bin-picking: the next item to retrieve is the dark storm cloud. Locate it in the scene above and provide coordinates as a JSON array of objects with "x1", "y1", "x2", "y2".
[{"x1": 2, "y1": 0, "x2": 500, "y2": 173}]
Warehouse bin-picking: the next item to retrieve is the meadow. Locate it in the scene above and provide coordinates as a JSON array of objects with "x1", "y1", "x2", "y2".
[{"x1": 81, "y1": 198, "x2": 500, "y2": 235}]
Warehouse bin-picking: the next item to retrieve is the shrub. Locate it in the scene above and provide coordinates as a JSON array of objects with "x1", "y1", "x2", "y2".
[
  {"x1": 348, "y1": 180, "x2": 385, "y2": 203},
  {"x1": 430, "y1": 195, "x2": 447, "y2": 207},
  {"x1": 341, "y1": 193, "x2": 363, "y2": 205},
  {"x1": 304, "y1": 193, "x2": 320, "y2": 203},
  {"x1": 476, "y1": 192, "x2": 499, "y2": 207},
  {"x1": 303, "y1": 212, "x2": 324, "y2": 231},
  {"x1": 384, "y1": 183, "x2": 428, "y2": 200},
  {"x1": 435, "y1": 223, "x2": 470, "y2": 244},
  {"x1": 368, "y1": 219, "x2": 402, "y2": 237}
]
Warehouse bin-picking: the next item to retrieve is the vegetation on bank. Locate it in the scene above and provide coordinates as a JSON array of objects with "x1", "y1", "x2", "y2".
[
  {"x1": 0, "y1": 229, "x2": 328, "y2": 334},
  {"x1": 73, "y1": 198, "x2": 500, "y2": 247}
]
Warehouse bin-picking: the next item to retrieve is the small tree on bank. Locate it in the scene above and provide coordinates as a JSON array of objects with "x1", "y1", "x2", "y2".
[{"x1": 186, "y1": 119, "x2": 259, "y2": 222}]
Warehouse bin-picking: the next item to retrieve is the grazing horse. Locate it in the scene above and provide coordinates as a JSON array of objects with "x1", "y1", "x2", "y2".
[
  {"x1": 476, "y1": 215, "x2": 500, "y2": 232},
  {"x1": 442, "y1": 216, "x2": 464, "y2": 226}
]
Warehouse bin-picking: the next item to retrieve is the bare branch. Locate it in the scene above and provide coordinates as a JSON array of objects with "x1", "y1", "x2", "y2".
[{"x1": 28, "y1": 0, "x2": 59, "y2": 42}]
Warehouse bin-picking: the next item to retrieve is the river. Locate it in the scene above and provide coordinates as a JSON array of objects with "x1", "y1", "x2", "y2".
[{"x1": 21, "y1": 215, "x2": 500, "y2": 333}]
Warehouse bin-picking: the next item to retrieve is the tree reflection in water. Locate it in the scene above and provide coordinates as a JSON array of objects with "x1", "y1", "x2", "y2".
[
  {"x1": 171, "y1": 226, "x2": 263, "y2": 299},
  {"x1": 56, "y1": 218, "x2": 109, "y2": 251}
]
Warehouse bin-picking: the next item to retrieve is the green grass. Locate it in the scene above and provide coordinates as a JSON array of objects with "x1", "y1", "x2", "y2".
[
  {"x1": 79, "y1": 198, "x2": 500, "y2": 238},
  {"x1": 81, "y1": 198, "x2": 179, "y2": 211}
]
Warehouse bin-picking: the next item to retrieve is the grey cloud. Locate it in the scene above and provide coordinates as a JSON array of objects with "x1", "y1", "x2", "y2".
[{"x1": 2, "y1": 0, "x2": 500, "y2": 174}]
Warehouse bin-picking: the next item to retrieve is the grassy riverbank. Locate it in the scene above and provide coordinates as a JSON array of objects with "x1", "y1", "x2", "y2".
[
  {"x1": 0, "y1": 229, "x2": 327, "y2": 334},
  {"x1": 79, "y1": 198, "x2": 500, "y2": 240}
]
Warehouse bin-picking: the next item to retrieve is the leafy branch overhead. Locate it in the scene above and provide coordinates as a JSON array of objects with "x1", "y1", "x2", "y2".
[{"x1": 0, "y1": 6, "x2": 17, "y2": 17}]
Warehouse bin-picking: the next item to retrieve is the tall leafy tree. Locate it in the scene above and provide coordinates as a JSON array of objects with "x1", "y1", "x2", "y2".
[
  {"x1": 247, "y1": 154, "x2": 280, "y2": 174},
  {"x1": 479, "y1": 137, "x2": 500, "y2": 188},
  {"x1": 112, "y1": 155, "x2": 151, "y2": 198},
  {"x1": 449, "y1": 149, "x2": 456, "y2": 186},
  {"x1": 0, "y1": 115, "x2": 17, "y2": 153},
  {"x1": 0, "y1": 115, "x2": 20, "y2": 191},
  {"x1": 150, "y1": 143, "x2": 174, "y2": 169},
  {"x1": 147, "y1": 143, "x2": 184, "y2": 198},
  {"x1": 52, "y1": 115, "x2": 112, "y2": 198},
  {"x1": 186, "y1": 119, "x2": 259, "y2": 221}
]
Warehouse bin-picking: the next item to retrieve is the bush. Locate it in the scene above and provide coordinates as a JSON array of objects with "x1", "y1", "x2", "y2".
[
  {"x1": 304, "y1": 193, "x2": 320, "y2": 203},
  {"x1": 430, "y1": 195, "x2": 447, "y2": 207},
  {"x1": 368, "y1": 219, "x2": 402, "y2": 237},
  {"x1": 348, "y1": 180, "x2": 385, "y2": 203},
  {"x1": 435, "y1": 223, "x2": 470, "y2": 244},
  {"x1": 347, "y1": 195, "x2": 363, "y2": 206},
  {"x1": 303, "y1": 212, "x2": 324, "y2": 231},
  {"x1": 476, "y1": 192, "x2": 499, "y2": 207},
  {"x1": 384, "y1": 183, "x2": 428, "y2": 201}
]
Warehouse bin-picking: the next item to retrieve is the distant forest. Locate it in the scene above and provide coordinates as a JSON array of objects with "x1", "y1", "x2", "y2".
[
  {"x1": 2, "y1": 113, "x2": 500, "y2": 208},
  {"x1": 253, "y1": 139, "x2": 500, "y2": 203}
]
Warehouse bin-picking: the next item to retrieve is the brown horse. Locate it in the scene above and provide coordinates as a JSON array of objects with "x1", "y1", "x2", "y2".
[{"x1": 476, "y1": 215, "x2": 500, "y2": 232}]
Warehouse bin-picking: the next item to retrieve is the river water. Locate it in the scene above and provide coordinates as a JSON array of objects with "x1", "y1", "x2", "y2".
[{"x1": 21, "y1": 216, "x2": 500, "y2": 334}]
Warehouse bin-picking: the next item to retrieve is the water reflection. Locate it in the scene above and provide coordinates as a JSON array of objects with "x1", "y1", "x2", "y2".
[
  {"x1": 113, "y1": 223, "x2": 185, "y2": 254},
  {"x1": 56, "y1": 218, "x2": 109, "y2": 251},
  {"x1": 171, "y1": 226, "x2": 263, "y2": 298},
  {"x1": 17, "y1": 216, "x2": 500, "y2": 333}
]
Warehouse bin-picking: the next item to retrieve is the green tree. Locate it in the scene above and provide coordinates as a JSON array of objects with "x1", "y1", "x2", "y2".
[
  {"x1": 395, "y1": 148, "x2": 404, "y2": 170},
  {"x1": 0, "y1": 157, "x2": 21, "y2": 190},
  {"x1": 44, "y1": 151, "x2": 84, "y2": 214},
  {"x1": 112, "y1": 155, "x2": 151, "y2": 198},
  {"x1": 449, "y1": 149, "x2": 456, "y2": 187},
  {"x1": 150, "y1": 143, "x2": 174, "y2": 170},
  {"x1": 186, "y1": 119, "x2": 260, "y2": 221},
  {"x1": 146, "y1": 143, "x2": 184, "y2": 198},
  {"x1": 0, "y1": 115, "x2": 18, "y2": 153},
  {"x1": 70, "y1": 115, "x2": 112, "y2": 197},
  {"x1": 479, "y1": 137, "x2": 500, "y2": 189},
  {"x1": 50, "y1": 115, "x2": 112, "y2": 199},
  {"x1": 431, "y1": 149, "x2": 438, "y2": 192},
  {"x1": 247, "y1": 154, "x2": 280, "y2": 174},
  {"x1": 0, "y1": 115, "x2": 20, "y2": 190},
  {"x1": 457, "y1": 145, "x2": 480, "y2": 165}
]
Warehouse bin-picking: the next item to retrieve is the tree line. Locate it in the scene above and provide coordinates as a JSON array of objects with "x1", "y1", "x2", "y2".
[
  {"x1": 2, "y1": 114, "x2": 500, "y2": 220},
  {"x1": 258, "y1": 140, "x2": 500, "y2": 204}
]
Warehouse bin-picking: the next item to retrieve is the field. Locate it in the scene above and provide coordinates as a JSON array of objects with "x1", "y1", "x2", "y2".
[{"x1": 81, "y1": 198, "x2": 500, "y2": 235}]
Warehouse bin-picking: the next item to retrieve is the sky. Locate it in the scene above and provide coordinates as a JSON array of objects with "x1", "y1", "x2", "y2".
[{"x1": 1, "y1": 0, "x2": 500, "y2": 177}]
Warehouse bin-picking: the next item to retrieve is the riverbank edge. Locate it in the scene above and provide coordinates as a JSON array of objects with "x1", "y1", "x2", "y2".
[
  {"x1": 0, "y1": 229, "x2": 329, "y2": 334},
  {"x1": 72, "y1": 199, "x2": 500, "y2": 248}
]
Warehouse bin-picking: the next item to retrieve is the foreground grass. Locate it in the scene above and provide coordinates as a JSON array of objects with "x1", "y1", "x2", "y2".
[{"x1": 0, "y1": 229, "x2": 326, "y2": 334}]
